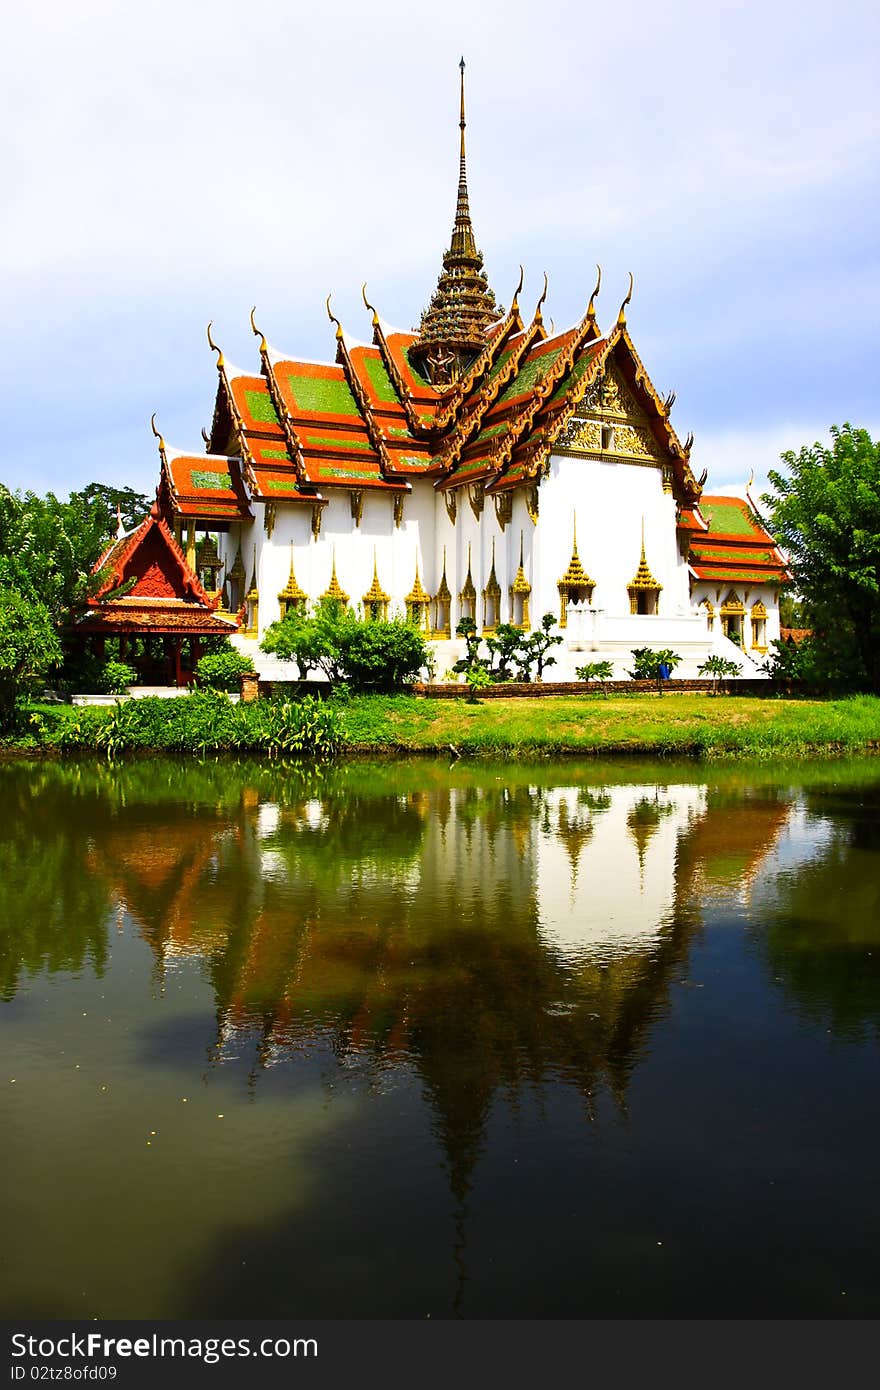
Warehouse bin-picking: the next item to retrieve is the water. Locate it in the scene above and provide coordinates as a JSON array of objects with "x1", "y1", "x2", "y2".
[{"x1": 1, "y1": 756, "x2": 879, "y2": 1318}]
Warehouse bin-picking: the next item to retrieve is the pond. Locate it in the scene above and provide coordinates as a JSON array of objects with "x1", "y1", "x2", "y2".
[{"x1": 1, "y1": 756, "x2": 879, "y2": 1318}]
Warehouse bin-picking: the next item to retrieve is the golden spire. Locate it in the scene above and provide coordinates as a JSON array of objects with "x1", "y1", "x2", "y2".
[
  {"x1": 434, "y1": 545, "x2": 452, "y2": 602},
  {"x1": 560, "y1": 514, "x2": 594, "y2": 588},
  {"x1": 405, "y1": 553, "x2": 430, "y2": 604},
  {"x1": 628, "y1": 519, "x2": 661, "y2": 590},
  {"x1": 278, "y1": 543, "x2": 307, "y2": 604},
  {"x1": 246, "y1": 545, "x2": 258, "y2": 600},
  {"x1": 460, "y1": 542, "x2": 476, "y2": 602},
  {"x1": 412, "y1": 59, "x2": 501, "y2": 377},
  {"x1": 484, "y1": 538, "x2": 500, "y2": 593},
  {"x1": 322, "y1": 548, "x2": 349, "y2": 604},
  {"x1": 363, "y1": 548, "x2": 390, "y2": 606}
]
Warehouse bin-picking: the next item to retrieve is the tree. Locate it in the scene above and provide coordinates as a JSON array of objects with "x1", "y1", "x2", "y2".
[
  {"x1": 261, "y1": 600, "x2": 428, "y2": 691},
  {"x1": 576, "y1": 660, "x2": 614, "y2": 695},
  {"x1": 0, "y1": 484, "x2": 119, "y2": 622},
  {"x1": 0, "y1": 588, "x2": 62, "y2": 727},
  {"x1": 484, "y1": 624, "x2": 523, "y2": 681},
  {"x1": 516, "y1": 613, "x2": 564, "y2": 682},
  {"x1": 764, "y1": 424, "x2": 880, "y2": 690},
  {"x1": 628, "y1": 648, "x2": 682, "y2": 689},
  {"x1": 698, "y1": 654, "x2": 742, "y2": 695}
]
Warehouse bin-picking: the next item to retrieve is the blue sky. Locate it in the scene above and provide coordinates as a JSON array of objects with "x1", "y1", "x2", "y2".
[{"x1": 2, "y1": 0, "x2": 877, "y2": 504}]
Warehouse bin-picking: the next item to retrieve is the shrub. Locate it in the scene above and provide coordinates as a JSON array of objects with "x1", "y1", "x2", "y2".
[
  {"x1": 102, "y1": 660, "x2": 137, "y2": 694},
  {"x1": 0, "y1": 587, "x2": 61, "y2": 728},
  {"x1": 261, "y1": 601, "x2": 427, "y2": 691},
  {"x1": 628, "y1": 648, "x2": 682, "y2": 685},
  {"x1": 576, "y1": 660, "x2": 614, "y2": 695},
  {"x1": 698, "y1": 654, "x2": 742, "y2": 694},
  {"x1": 56, "y1": 690, "x2": 344, "y2": 759},
  {"x1": 196, "y1": 648, "x2": 256, "y2": 692}
]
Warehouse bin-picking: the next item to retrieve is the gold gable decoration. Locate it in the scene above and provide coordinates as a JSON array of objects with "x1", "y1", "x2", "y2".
[
  {"x1": 750, "y1": 599, "x2": 768, "y2": 653},
  {"x1": 509, "y1": 531, "x2": 531, "y2": 630},
  {"x1": 560, "y1": 364, "x2": 665, "y2": 466},
  {"x1": 277, "y1": 543, "x2": 307, "y2": 618},
  {"x1": 557, "y1": 516, "x2": 595, "y2": 627},
  {"x1": 363, "y1": 549, "x2": 390, "y2": 621}
]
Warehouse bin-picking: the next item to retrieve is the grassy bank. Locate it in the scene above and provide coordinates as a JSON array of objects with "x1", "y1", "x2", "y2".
[
  {"x1": 6, "y1": 691, "x2": 879, "y2": 759},
  {"x1": 339, "y1": 692, "x2": 880, "y2": 758}
]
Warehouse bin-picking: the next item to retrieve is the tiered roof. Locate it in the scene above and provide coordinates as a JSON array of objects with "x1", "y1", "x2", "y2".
[
  {"x1": 151, "y1": 64, "x2": 766, "y2": 547},
  {"x1": 689, "y1": 496, "x2": 789, "y2": 587},
  {"x1": 80, "y1": 509, "x2": 239, "y2": 636}
]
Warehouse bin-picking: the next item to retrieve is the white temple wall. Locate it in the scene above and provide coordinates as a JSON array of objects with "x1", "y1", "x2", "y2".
[{"x1": 536, "y1": 453, "x2": 688, "y2": 620}]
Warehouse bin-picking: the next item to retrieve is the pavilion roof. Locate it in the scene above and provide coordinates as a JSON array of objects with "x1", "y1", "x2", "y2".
[{"x1": 689, "y1": 497, "x2": 789, "y2": 585}]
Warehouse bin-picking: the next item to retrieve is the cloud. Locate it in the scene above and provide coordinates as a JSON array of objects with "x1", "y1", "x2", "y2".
[{"x1": 1, "y1": 0, "x2": 878, "y2": 496}]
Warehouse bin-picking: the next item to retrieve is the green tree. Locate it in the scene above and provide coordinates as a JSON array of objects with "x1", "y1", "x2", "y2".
[
  {"x1": 576, "y1": 660, "x2": 614, "y2": 695},
  {"x1": 628, "y1": 647, "x2": 682, "y2": 686},
  {"x1": 516, "y1": 613, "x2": 564, "y2": 681},
  {"x1": 697, "y1": 654, "x2": 742, "y2": 695},
  {"x1": 764, "y1": 424, "x2": 880, "y2": 690},
  {"x1": 0, "y1": 484, "x2": 117, "y2": 622},
  {"x1": 0, "y1": 589, "x2": 62, "y2": 727},
  {"x1": 261, "y1": 600, "x2": 428, "y2": 691}
]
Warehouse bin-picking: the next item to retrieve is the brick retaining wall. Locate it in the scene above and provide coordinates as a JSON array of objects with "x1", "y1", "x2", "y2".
[{"x1": 411, "y1": 679, "x2": 793, "y2": 699}]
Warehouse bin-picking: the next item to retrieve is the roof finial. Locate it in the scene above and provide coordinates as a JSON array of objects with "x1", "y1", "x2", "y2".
[
  {"x1": 511, "y1": 264, "x2": 524, "y2": 313},
  {"x1": 325, "y1": 294, "x2": 344, "y2": 342},
  {"x1": 534, "y1": 272, "x2": 549, "y2": 326},
  {"x1": 459, "y1": 56, "x2": 466, "y2": 160},
  {"x1": 206, "y1": 321, "x2": 224, "y2": 367},
  {"x1": 115, "y1": 503, "x2": 124, "y2": 540},
  {"x1": 361, "y1": 283, "x2": 380, "y2": 329},
  {"x1": 588, "y1": 264, "x2": 602, "y2": 320},
  {"x1": 250, "y1": 306, "x2": 267, "y2": 354},
  {"x1": 150, "y1": 412, "x2": 165, "y2": 450},
  {"x1": 616, "y1": 272, "x2": 634, "y2": 328}
]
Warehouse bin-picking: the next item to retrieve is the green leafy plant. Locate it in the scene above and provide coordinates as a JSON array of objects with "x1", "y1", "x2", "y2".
[
  {"x1": 262, "y1": 600, "x2": 427, "y2": 691},
  {"x1": 484, "y1": 624, "x2": 524, "y2": 681},
  {"x1": 0, "y1": 588, "x2": 62, "y2": 728},
  {"x1": 56, "y1": 690, "x2": 344, "y2": 759},
  {"x1": 464, "y1": 665, "x2": 492, "y2": 703},
  {"x1": 102, "y1": 660, "x2": 137, "y2": 694},
  {"x1": 196, "y1": 647, "x2": 256, "y2": 692},
  {"x1": 628, "y1": 647, "x2": 682, "y2": 691},
  {"x1": 575, "y1": 660, "x2": 615, "y2": 695},
  {"x1": 764, "y1": 424, "x2": 880, "y2": 690},
  {"x1": 515, "y1": 614, "x2": 564, "y2": 682},
  {"x1": 698, "y1": 654, "x2": 742, "y2": 694}
]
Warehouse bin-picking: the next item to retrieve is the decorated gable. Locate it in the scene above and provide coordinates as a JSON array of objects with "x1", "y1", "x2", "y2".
[{"x1": 560, "y1": 362, "x2": 666, "y2": 465}]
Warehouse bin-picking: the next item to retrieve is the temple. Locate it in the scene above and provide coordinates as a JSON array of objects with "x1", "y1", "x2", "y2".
[{"x1": 132, "y1": 60, "x2": 786, "y2": 683}]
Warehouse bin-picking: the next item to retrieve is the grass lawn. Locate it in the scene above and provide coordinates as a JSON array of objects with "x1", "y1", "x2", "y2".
[
  {"x1": 338, "y1": 692, "x2": 880, "y2": 758},
  {"x1": 5, "y1": 692, "x2": 880, "y2": 759}
]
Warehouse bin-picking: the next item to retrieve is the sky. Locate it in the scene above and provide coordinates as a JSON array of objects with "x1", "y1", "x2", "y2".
[{"x1": 1, "y1": 0, "x2": 878, "y2": 504}]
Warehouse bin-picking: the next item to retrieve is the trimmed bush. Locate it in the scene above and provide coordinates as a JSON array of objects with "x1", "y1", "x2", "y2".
[{"x1": 196, "y1": 648, "x2": 256, "y2": 692}]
